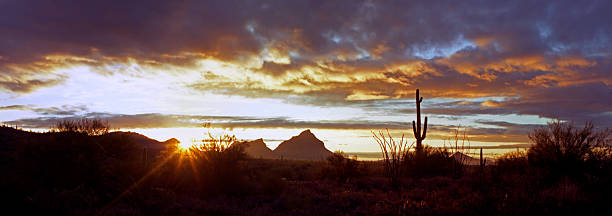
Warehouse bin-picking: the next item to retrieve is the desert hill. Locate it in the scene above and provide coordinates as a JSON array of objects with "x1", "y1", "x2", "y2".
[
  {"x1": 0, "y1": 126, "x2": 181, "y2": 165},
  {"x1": 105, "y1": 131, "x2": 173, "y2": 149},
  {"x1": 0, "y1": 126, "x2": 34, "y2": 150},
  {"x1": 232, "y1": 138, "x2": 276, "y2": 159},
  {"x1": 0, "y1": 126, "x2": 177, "y2": 151},
  {"x1": 1, "y1": 126, "x2": 335, "y2": 161},
  {"x1": 273, "y1": 129, "x2": 332, "y2": 160},
  {"x1": 451, "y1": 151, "x2": 496, "y2": 165}
]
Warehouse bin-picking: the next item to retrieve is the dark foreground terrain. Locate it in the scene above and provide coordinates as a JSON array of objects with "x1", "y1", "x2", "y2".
[{"x1": 1, "y1": 122, "x2": 611, "y2": 215}]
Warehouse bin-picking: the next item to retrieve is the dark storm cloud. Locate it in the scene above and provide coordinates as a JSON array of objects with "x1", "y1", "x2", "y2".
[
  {"x1": 3, "y1": 0, "x2": 610, "y2": 73},
  {"x1": 485, "y1": 82, "x2": 612, "y2": 127},
  {"x1": 395, "y1": 82, "x2": 612, "y2": 127},
  {"x1": 1, "y1": 0, "x2": 611, "y2": 129},
  {"x1": 0, "y1": 0, "x2": 260, "y2": 64},
  {"x1": 0, "y1": 0, "x2": 261, "y2": 92}
]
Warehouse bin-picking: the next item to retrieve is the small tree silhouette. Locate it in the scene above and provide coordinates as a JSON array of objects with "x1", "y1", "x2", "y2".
[
  {"x1": 528, "y1": 120, "x2": 611, "y2": 182},
  {"x1": 52, "y1": 118, "x2": 110, "y2": 136},
  {"x1": 189, "y1": 123, "x2": 248, "y2": 195},
  {"x1": 326, "y1": 151, "x2": 360, "y2": 183}
]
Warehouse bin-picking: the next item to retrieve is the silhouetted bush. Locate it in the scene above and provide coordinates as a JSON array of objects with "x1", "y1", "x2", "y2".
[
  {"x1": 528, "y1": 121, "x2": 611, "y2": 183},
  {"x1": 258, "y1": 169, "x2": 286, "y2": 196},
  {"x1": 189, "y1": 134, "x2": 250, "y2": 196},
  {"x1": 495, "y1": 149, "x2": 529, "y2": 174},
  {"x1": 403, "y1": 146, "x2": 454, "y2": 177},
  {"x1": 52, "y1": 118, "x2": 110, "y2": 136},
  {"x1": 325, "y1": 151, "x2": 361, "y2": 183},
  {"x1": 6, "y1": 120, "x2": 612, "y2": 215}
]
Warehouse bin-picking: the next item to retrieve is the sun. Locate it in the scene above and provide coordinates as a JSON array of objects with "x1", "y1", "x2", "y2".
[{"x1": 177, "y1": 141, "x2": 195, "y2": 150}]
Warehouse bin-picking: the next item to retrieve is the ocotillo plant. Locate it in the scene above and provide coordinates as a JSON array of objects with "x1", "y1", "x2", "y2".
[
  {"x1": 412, "y1": 89, "x2": 428, "y2": 157},
  {"x1": 373, "y1": 129, "x2": 410, "y2": 189}
]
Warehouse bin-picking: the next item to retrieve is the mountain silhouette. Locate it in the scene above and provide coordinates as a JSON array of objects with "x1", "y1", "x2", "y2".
[
  {"x1": 1, "y1": 126, "x2": 335, "y2": 161},
  {"x1": 0, "y1": 126, "x2": 176, "y2": 151},
  {"x1": 0, "y1": 126, "x2": 32, "y2": 150},
  {"x1": 451, "y1": 151, "x2": 496, "y2": 165},
  {"x1": 0, "y1": 126, "x2": 182, "y2": 166},
  {"x1": 104, "y1": 131, "x2": 171, "y2": 149},
  {"x1": 232, "y1": 138, "x2": 276, "y2": 159},
  {"x1": 273, "y1": 129, "x2": 332, "y2": 160}
]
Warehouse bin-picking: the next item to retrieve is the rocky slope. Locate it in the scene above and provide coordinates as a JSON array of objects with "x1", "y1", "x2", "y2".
[
  {"x1": 273, "y1": 129, "x2": 332, "y2": 160},
  {"x1": 232, "y1": 138, "x2": 276, "y2": 159}
]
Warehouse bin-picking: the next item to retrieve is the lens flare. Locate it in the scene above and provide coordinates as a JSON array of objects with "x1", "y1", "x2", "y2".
[{"x1": 177, "y1": 141, "x2": 194, "y2": 150}]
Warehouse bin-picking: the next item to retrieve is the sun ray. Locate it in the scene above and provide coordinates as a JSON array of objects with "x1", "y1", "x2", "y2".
[
  {"x1": 98, "y1": 149, "x2": 180, "y2": 214},
  {"x1": 177, "y1": 141, "x2": 195, "y2": 150}
]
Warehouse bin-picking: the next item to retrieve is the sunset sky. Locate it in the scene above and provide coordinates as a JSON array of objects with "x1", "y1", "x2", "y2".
[{"x1": 1, "y1": 1, "x2": 611, "y2": 153}]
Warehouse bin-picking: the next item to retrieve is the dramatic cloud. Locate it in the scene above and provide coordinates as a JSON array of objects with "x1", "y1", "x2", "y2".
[
  {"x1": 0, "y1": 74, "x2": 67, "y2": 93},
  {"x1": 0, "y1": 104, "x2": 88, "y2": 115},
  {"x1": 3, "y1": 112, "x2": 534, "y2": 143},
  {"x1": 396, "y1": 82, "x2": 612, "y2": 127},
  {"x1": 3, "y1": 112, "x2": 407, "y2": 130},
  {"x1": 1, "y1": 0, "x2": 611, "y2": 145}
]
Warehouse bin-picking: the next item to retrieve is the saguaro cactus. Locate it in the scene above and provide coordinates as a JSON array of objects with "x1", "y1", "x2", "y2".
[
  {"x1": 412, "y1": 89, "x2": 428, "y2": 156},
  {"x1": 480, "y1": 148, "x2": 487, "y2": 183},
  {"x1": 480, "y1": 148, "x2": 486, "y2": 168}
]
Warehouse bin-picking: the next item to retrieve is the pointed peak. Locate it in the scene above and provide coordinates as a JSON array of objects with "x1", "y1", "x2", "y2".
[
  {"x1": 250, "y1": 138, "x2": 266, "y2": 144},
  {"x1": 277, "y1": 129, "x2": 322, "y2": 143},
  {"x1": 299, "y1": 129, "x2": 313, "y2": 136},
  {"x1": 273, "y1": 129, "x2": 332, "y2": 160}
]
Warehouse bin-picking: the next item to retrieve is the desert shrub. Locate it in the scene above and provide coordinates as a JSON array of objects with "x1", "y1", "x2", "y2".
[
  {"x1": 372, "y1": 129, "x2": 410, "y2": 189},
  {"x1": 403, "y1": 146, "x2": 454, "y2": 177},
  {"x1": 258, "y1": 169, "x2": 286, "y2": 195},
  {"x1": 325, "y1": 151, "x2": 361, "y2": 183},
  {"x1": 526, "y1": 121, "x2": 612, "y2": 213},
  {"x1": 528, "y1": 121, "x2": 611, "y2": 183},
  {"x1": 148, "y1": 132, "x2": 249, "y2": 197},
  {"x1": 189, "y1": 134, "x2": 250, "y2": 196},
  {"x1": 489, "y1": 149, "x2": 534, "y2": 201},
  {"x1": 495, "y1": 149, "x2": 529, "y2": 174},
  {"x1": 52, "y1": 118, "x2": 110, "y2": 136}
]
